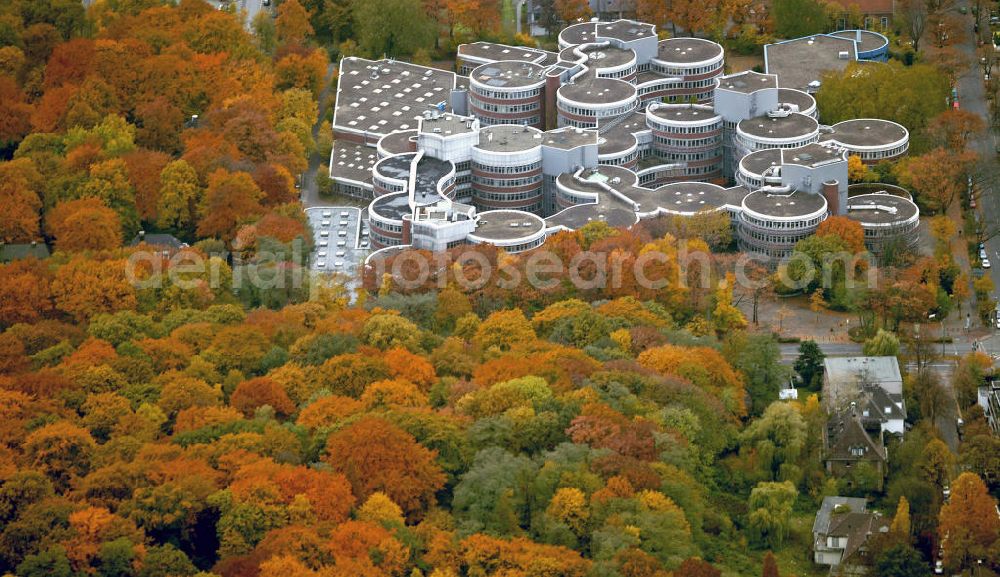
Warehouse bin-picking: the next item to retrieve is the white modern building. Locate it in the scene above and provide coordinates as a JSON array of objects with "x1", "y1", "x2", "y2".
[{"x1": 328, "y1": 18, "x2": 918, "y2": 263}]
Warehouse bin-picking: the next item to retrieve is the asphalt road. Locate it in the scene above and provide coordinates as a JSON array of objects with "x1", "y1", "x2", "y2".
[{"x1": 962, "y1": 3, "x2": 1000, "y2": 305}]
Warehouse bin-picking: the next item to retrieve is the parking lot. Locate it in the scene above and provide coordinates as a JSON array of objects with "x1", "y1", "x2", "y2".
[{"x1": 304, "y1": 207, "x2": 370, "y2": 278}]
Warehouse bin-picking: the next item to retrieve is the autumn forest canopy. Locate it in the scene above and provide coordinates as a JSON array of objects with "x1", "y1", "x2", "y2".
[{"x1": 0, "y1": 1, "x2": 998, "y2": 577}]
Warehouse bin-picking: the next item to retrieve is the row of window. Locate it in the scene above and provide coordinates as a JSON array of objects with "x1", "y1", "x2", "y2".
[
  {"x1": 470, "y1": 95, "x2": 541, "y2": 113},
  {"x1": 557, "y1": 190, "x2": 596, "y2": 206},
  {"x1": 849, "y1": 144, "x2": 908, "y2": 161},
  {"x1": 654, "y1": 135, "x2": 721, "y2": 148},
  {"x1": 559, "y1": 117, "x2": 597, "y2": 129},
  {"x1": 558, "y1": 99, "x2": 636, "y2": 118},
  {"x1": 479, "y1": 116, "x2": 540, "y2": 127},
  {"x1": 374, "y1": 179, "x2": 406, "y2": 192},
  {"x1": 472, "y1": 174, "x2": 543, "y2": 187},
  {"x1": 597, "y1": 66, "x2": 636, "y2": 79},
  {"x1": 474, "y1": 189, "x2": 543, "y2": 202},
  {"x1": 741, "y1": 213, "x2": 824, "y2": 230},
  {"x1": 479, "y1": 201, "x2": 543, "y2": 214},
  {"x1": 496, "y1": 236, "x2": 546, "y2": 253},
  {"x1": 473, "y1": 160, "x2": 542, "y2": 174},
  {"x1": 664, "y1": 91, "x2": 712, "y2": 103},
  {"x1": 649, "y1": 61, "x2": 722, "y2": 77},
  {"x1": 471, "y1": 85, "x2": 542, "y2": 99},
  {"x1": 737, "y1": 135, "x2": 818, "y2": 150},
  {"x1": 334, "y1": 183, "x2": 370, "y2": 198},
  {"x1": 739, "y1": 227, "x2": 814, "y2": 246},
  {"x1": 648, "y1": 121, "x2": 721, "y2": 134},
  {"x1": 863, "y1": 223, "x2": 919, "y2": 238},
  {"x1": 370, "y1": 232, "x2": 402, "y2": 249},
  {"x1": 680, "y1": 164, "x2": 722, "y2": 176},
  {"x1": 601, "y1": 151, "x2": 639, "y2": 166},
  {"x1": 371, "y1": 220, "x2": 404, "y2": 233},
  {"x1": 655, "y1": 150, "x2": 722, "y2": 162}
]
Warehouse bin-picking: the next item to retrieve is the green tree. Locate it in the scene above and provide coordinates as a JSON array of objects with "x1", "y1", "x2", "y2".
[
  {"x1": 16, "y1": 545, "x2": 74, "y2": 577},
  {"x1": 816, "y1": 62, "x2": 949, "y2": 152},
  {"x1": 726, "y1": 333, "x2": 790, "y2": 416},
  {"x1": 453, "y1": 447, "x2": 538, "y2": 536},
  {"x1": 360, "y1": 313, "x2": 422, "y2": 351},
  {"x1": 97, "y1": 537, "x2": 137, "y2": 577},
  {"x1": 137, "y1": 544, "x2": 197, "y2": 577},
  {"x1": 350, "y1": 0, "x2": 435, "y2": 57},
  {"x1": 76, "y1": 158, "x2": 139, "y2": 237},
  {"x1": 863, "y1": 329, "x2": 900, "y2": 357},
  {"x1": 156, "y1": 160, "x2": 201, "y2": 232},
  {"x1": 771, "y1": 0, "x2": 833, "y2": 37},
  {"x1": 741, "y1": 402, "x2": 807, "y2": 480},
  {"x1": 874, "y1": 543, "x2": 931, "y2": 577},
  {"x1": 793, "y1": 340, "x2": 825, "y2": 390},
  {"x1": 747, "y1": 481, "x2": 797, "y2": 548}
]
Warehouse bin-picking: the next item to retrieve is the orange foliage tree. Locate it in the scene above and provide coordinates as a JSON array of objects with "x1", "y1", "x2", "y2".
[
  {"x1": 0, "y1": 259, "x2": 53, "y2": 328},
  {"x1": 196, "y1": 168, "x2": 265, "y2": 241},
  {"x1": 815, "y1": 215, "x2": 865, "y2": 255},
  {"x1": 50, "y1": 256, "x2": 137, "y2": 322},
  {"x1": 0, "y1": 158, "x2": 43, "y2": 242},
  {"x1": 46, "y1": 198, "x2": 123, "y2": 252},
  {"x1": 323, "y1": 416, "x2": 446, "y2": 517},
  {"x1": 231, "y1": 377, "x2": 296, "y2": 417}
]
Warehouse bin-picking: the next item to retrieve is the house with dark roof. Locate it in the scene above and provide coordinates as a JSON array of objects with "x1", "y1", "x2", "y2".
[
  {"x1": 827, "y1": 0, "x2": 895, "y2": 31},
  {"x1": 824, "y1": 406, "x2": 887, "y2": 490},
  {"x1": 813, "y1": 496, "x2": 889, "y2": 571},
  {"x1": 129, "y1": 231, "x2": 187, "y2": 250},
  {"x1": 0, "y1": 241, "x2": 50, "y2": 263},
  {"x1": 824, "y1": 356, "x2": 906, "y2": 437}
]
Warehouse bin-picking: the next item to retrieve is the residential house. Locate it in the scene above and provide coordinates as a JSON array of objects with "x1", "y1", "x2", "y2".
[
  {"x1": 824, "y1": 406, "x2": 887, "y2": 490},
  {"x1": 129, "y1": 231, "x2": 188, "y2": 251},
  {"x1": 827, "y1": 0, "x2": 894, "y2": 31},
  {"x1": 824, "y1": 356, "x2": 906, "y2": 437},
  {"x1": 813, "y1": 496, "x2": 889, "y2": 571}
]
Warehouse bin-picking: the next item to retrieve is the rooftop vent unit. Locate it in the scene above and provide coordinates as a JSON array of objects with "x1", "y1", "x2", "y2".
[{"x1": 838, "y1": 51, "x2": 850, "y2": 59}]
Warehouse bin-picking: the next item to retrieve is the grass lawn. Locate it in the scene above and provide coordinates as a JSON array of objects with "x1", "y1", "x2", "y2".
[{"x1": 773, "y1": 513, "x2": 829, "y2": 577}]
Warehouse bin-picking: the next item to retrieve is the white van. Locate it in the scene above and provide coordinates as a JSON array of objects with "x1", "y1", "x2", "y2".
[
  {"x1": 319, "y1": 231, "x2": 329, "y2": 238},
  {"x1": 338, "y1": 230, "x2": 347, "y2": 237}
]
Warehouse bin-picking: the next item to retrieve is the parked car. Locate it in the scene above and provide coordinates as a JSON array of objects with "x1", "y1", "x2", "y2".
[
  {"x1": 980, "y1": 248, "x2": 987, "y2": 260},
  {"x1": 984, "y1": 257, "x2": 992, "y2": 269}
]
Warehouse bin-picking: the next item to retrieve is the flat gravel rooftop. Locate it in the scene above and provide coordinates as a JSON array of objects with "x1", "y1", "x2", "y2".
[
  {"x1": 743, "y1": 189, "x2": 827, "y2": 217},
  {"x1": 739, "y1": 112, "x2": 818, "y2": 140},
  {"x1": 655, "y1": 37, "x2": 724, "y2": 64}
]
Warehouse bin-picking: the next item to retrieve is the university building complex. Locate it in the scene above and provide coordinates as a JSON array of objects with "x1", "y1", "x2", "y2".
[{"x1": 327, "y1": 19, "x2": 920, "y2": 265}]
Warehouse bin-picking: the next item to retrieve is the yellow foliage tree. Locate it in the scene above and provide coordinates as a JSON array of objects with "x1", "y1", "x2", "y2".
[
  {"x1": 546, "y1": 487, "x2": 589, "y2": 534},
  {"x1": 357, "y1": 492, "x2": 406, "y2": 526}
]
